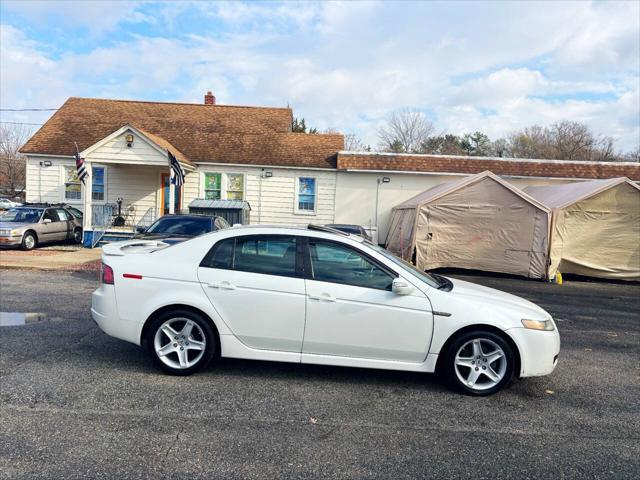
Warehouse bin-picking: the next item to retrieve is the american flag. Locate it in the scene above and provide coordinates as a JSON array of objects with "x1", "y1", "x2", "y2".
[
  {"x1": 168, "y1": 150, "x2": 185, "y2": 187},
  {"x1": 74, "y1": 150, "x2": 89, "y2": 185}
]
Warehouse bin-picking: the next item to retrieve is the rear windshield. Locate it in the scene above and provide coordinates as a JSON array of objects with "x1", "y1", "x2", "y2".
[
  {"x1": 0, "y1": 208, "x2": 42, "y2": 223},
  {"x1": 146, "y1": 216, "x2": 213, "y2": 236}
]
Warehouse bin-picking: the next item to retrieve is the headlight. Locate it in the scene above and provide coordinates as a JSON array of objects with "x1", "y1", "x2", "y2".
[{"x1": 521, "y1": 318, "x2": 555, "y2": 331}]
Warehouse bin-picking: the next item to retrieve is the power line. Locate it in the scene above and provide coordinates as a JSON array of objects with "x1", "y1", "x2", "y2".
[
  {"x1": 0, "y1": 121, "x2": 44, "y2": 126},
  {"x1": 0, "y1": 108, "x2": 58, "y2": 112}
]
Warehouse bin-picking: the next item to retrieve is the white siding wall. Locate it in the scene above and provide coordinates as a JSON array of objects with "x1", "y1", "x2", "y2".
[
  {"x1": 87, "y1": 130, "x2": 169, "y2": 165},
  {"x1": 185, "y1": 165, "x2": 337, "y2": 225},
  {"x1": 25, "y1": 156, "x2": 75, "y2": 203},
  {"x1": 105, "y1": 165, "x2": 162, "y2": 223},
  {"x1": 335, "y1": 171, "x2": 581, "y2": 243}
]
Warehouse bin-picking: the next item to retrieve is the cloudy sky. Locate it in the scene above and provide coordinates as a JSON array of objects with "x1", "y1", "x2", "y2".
[{"x1": 1, "y1": 0, "x2": 639, "y2": 151}]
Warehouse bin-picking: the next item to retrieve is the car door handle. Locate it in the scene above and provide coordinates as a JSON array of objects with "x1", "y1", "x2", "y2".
[
  {"x1": 207, "y1": 281, "x2": 236, "y2": 290},
  {"x1": 308, "y1": 293, "x2": 336, "y2": 302}
]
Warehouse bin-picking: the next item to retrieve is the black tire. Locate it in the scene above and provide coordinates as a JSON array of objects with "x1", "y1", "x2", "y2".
[
  {"x1": 443, "y1": 329, "x2": 515, "y2": 396},
  {"x1": 21, "y1": 231, "x2": 37, "y2": 251},
  {"x1": 72, "y1": 228, "x2": 83, "y2": 244},
  {"x1": 144, "y1": 309, "x2": 217, "y2": 376}
]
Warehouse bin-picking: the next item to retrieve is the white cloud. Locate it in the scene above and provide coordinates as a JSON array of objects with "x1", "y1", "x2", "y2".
[{"x1": 1, "y1": 1, "x2": 638, "y2": 151}]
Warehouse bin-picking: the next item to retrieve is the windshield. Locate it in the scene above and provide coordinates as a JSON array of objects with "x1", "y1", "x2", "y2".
[
  {"x1": 145, "y1": 216, "x2": 213, "y2": 236},
  {"x1": 0, "y1": 208, "x2": 42, "y2": 223},
  {"x1": 368, "y1": 243, "x2": 442, "y2": 289}
]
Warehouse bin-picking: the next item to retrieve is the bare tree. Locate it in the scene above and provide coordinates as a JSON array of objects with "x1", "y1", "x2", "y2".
[
  {"x1": 377, "y1": 109, "x2": 434, "y2": 153},
  {"x1": 506, "y1": 121, "x2": 626, "y2": 161},
  {"x1": 0, "y1": 124, "x2": 32, "y2": 198},
  {"x1": 344, "y1": 133, "x2": 369, "y2": 151}
]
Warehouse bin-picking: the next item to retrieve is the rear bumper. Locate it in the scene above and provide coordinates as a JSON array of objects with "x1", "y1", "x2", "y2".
[
  {"x1": 507, "y1": 327, "x2": 561, "y2": 378},
  {"x1": 91, "y1": 286, "x2": 143, "y2": 346}
]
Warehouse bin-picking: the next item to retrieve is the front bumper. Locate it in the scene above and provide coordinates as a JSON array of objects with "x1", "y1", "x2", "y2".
[
  {"x1": 91, "y1": 286, "x2": 143, "y2": 345},
  {"x1": 507, "y1": 327, "x2": 561, "y2": 378},
  {"x1": 0, "y1": 235, "x2": 22, "y2": 246}
]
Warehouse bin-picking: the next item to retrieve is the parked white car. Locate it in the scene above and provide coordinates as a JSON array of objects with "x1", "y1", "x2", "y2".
[{"x1": 92, "y1": 225, "x2": 560, "y2": 395}]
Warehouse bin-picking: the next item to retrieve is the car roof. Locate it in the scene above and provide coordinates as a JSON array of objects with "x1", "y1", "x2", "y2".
[{"x1": 208, "y1": 224, "x2": 366, "y2": 242}]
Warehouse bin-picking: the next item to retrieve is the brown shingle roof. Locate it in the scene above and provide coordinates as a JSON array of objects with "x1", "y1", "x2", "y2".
[
  {"x1": 337, "y1": 152, "x2": 640, "y2": 181},
  {"x1": 20, "y1": 97, "x2": 344, "y2": 168}
]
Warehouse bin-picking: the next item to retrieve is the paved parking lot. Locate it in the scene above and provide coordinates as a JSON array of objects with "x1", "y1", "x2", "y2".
[{"x1": 0, "y1": 269, "x2": 638, "y2": 479}]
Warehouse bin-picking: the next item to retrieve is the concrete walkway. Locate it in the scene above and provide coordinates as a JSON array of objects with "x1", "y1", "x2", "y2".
[{"x1": 0, "y1": 247, "x2": 102, "y2": 271}]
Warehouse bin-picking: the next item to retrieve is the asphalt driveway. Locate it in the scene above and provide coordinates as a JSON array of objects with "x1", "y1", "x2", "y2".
[{"x1": 0, "y1": 269, "x2": 638, "y2": 479}]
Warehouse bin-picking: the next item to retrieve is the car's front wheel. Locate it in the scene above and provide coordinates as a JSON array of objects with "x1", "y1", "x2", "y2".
[
  {"x1": 145, "y1": 310, "x2": 216, "y2": 375},
  {"x1": 21, "y1": 231, "x2": 37, "y2": 251},
  {"x1": 443, "y1": 330, "x2": 515, "y2": 396}
]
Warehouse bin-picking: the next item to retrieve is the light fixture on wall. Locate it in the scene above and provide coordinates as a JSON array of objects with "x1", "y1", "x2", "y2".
[
  {"x1": 125, "y1": 134, "x2": 134, "y2": 147},
  {"x1": 375, "y1": 176, "x2": 391, "y2": 229}
]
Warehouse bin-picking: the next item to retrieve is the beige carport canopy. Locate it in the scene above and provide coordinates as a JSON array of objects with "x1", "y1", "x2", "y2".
[
  {"x1": 386, "y1": 171, "x2": 552, "y2": 279},
  {"x1": 526, "y1": 178, "x2": 640, "y2": 281}
]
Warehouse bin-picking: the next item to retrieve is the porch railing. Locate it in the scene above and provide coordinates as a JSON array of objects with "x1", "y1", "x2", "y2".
[
  {"x1": 90, "y1": 204, "x2": 115, "y2": 248},
  {"x1": 135, "y1": 207, "x2": 157, "y2": 231}
]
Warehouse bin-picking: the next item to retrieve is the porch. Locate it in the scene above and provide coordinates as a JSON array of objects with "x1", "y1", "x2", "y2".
[{"x1": 81, "y1": 162, "x2": 189, "y2": 247}]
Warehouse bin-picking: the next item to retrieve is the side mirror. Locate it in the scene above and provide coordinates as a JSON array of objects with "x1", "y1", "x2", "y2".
[
  {"x1": 392, "y1": 277, "x2": 414, "y2": 296},
  {"x1": 43, "y1": 218, "x2": 52, "y2": 224},
  {"x1": 135, "y1": 226, "x2": 146, "y2": 234}
]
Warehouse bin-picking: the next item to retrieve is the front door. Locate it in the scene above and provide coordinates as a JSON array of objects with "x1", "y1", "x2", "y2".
[
  {"x1": 161, "y1": 173, "x2": 181, "y2": 215},
  {"x1": 302, "y1": 239, "x2": 433, "y2": 363},
  {"x1": 197, "y1": 235, "x2": 306, "y2": 352}
]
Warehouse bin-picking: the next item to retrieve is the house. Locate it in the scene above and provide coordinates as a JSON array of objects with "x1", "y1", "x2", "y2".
[
  {"x1": 19, "y1": 94, "x2": 343, "y2": 245},
  {"x1": 20, "y1": 93, "x2": 640, "y2": 247}
]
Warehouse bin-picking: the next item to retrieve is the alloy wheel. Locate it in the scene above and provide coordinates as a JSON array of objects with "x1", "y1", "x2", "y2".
[
  {"x1": 454, "y1": 338, "x2": 507, "y2": 391},
  {"x1": 23, "y1": 234, "x2": 35, "y2": 250},
  {"x1": 153, "y1": 317, "x2": 206, "y2": 369}
]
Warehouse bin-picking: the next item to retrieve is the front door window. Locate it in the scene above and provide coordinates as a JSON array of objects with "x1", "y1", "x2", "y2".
[{"x1": 161, "y1": 173, "x2": 181, "y2": 215}]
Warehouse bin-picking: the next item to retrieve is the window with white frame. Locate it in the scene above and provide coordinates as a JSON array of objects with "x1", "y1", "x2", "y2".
[
  {"x1": 204, "y1": 173, "x2": 222, "y2": 200},
  {"x1": 92, "y1": 167, "x2": 105, "y2": 201},
  {"x1": 203, "y1": 172, "x2": 244, "y2": 200},
  {"x1": 297, "y1": 177, "x2": 316, "y2": 212},
  {"x1": 64, "y1": 167, "x2": 81, "y2": 201},
  {"x1": 227, "y1": 174, "x2": 244, "y2": 200}
]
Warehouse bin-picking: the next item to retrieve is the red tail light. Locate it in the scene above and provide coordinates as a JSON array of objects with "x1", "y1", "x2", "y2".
[{"x1": 101, "y1": 263, "x2": 114, "y2": 285}]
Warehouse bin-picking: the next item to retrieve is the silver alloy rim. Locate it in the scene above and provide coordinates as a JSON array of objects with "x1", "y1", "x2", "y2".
[
  {"x1": 24, "y1": 235, "x2": 35, "y2": 249},
  {"x1": 153, "y1": 317, "x2": 206, "y2": 369},
  {"x1": 74, "y1": 230, "x2": 82, "y2": 242},
  {"x1": 454, "y1": 338, "x2": 507, "y2": 391}
]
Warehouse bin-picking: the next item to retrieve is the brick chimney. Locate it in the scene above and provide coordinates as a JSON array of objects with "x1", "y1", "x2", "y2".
[{"x1": 204, "y1": 91, "x2": 216, "y2": 105}]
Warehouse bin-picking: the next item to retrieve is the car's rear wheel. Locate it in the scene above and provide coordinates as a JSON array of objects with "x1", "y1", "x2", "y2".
[
  {"x1": 443, "y1": 330, "x2": 515, "y2": 396},
  {"x1": 72, "y1": 228, "x2": 83, "y2": 244},
  {"x1": 145, "y1": 310, "x2": 216, "y2": 376},
  {"x1": 21, "y1": 231, "x2": 37, "y2": 251}
]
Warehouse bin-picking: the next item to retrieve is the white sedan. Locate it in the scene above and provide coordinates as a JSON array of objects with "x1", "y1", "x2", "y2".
[{"x1": 92, "y1": 225, "x2": 560, "y2": 395}]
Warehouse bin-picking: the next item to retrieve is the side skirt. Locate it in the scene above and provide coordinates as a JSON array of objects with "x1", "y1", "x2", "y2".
[{"x1": 219, "y1": 334, "x2": 438, "y2": 373}]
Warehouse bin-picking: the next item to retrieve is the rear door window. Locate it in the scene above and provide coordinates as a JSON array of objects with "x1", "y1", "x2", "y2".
[
  {"x1": 234, "y1": 236, "x2": 297, "y2": 276},
  {"x1": 201, "y1": 235, "x2": 299, "y2": 277}
]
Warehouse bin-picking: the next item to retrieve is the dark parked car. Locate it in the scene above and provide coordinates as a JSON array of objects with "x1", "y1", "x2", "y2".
[
  {"x1": 134, "y1": 214, "x2": 230, "y2": 245},
  {"x1": 325, "y1": 224, "x2": 372, "y2": 241}
]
